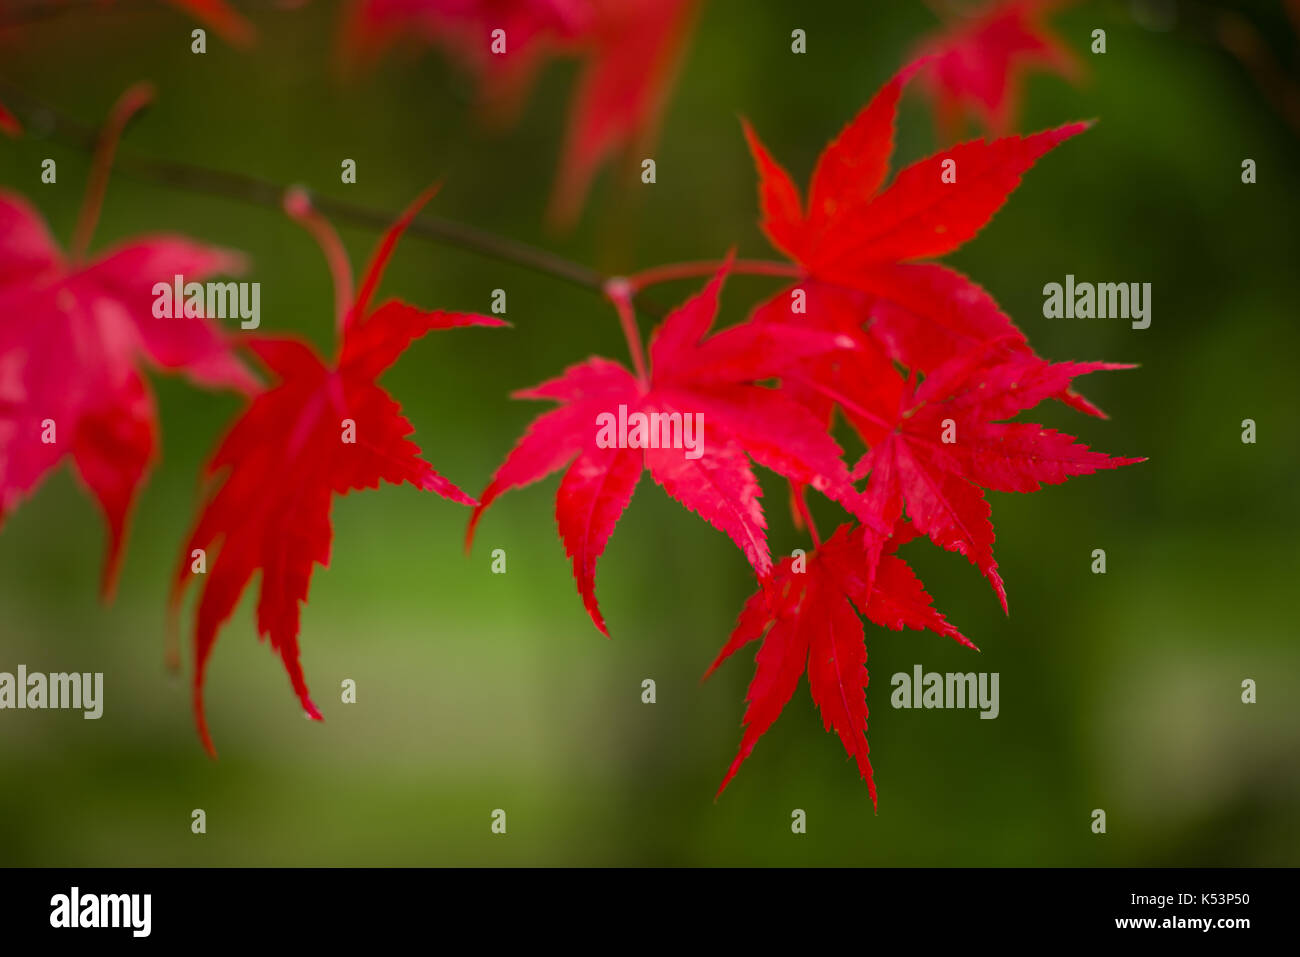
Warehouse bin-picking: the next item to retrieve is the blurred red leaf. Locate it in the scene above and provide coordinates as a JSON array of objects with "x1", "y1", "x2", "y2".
[
  {"x1": 0, "y1": 101, "x2": 19, "y2": 137},
  {"x1": 0, "y1": 190, "x2": 253, "y2": 597},
  {"x1": 168, "y1": 0, "x2": 257, "y2": 46},
  {"x1": 914, "y1": 0, "x2": 1082, "y2": 139},
  {"x1": 341, "y1": 0, "x2": 698, "y2": 226}
]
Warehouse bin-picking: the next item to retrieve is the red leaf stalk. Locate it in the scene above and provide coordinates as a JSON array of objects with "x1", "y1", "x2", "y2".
[{"x1": 69, "y1": 82, "x2": 155, "y2": 261}]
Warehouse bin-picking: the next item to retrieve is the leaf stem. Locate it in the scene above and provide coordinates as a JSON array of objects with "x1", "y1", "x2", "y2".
[
  {"x1": 283, "y1": 186, "x2": 356, "y2": 335},
  {"x1": 603, "y1": 278, "x2": 649, "y2": 386},
  {"x1": 68, "y1": 82, "x2": 154, "y2": 261},
  {"x1": 791, "y1": 484, "x2": 822, "y2": 548}
]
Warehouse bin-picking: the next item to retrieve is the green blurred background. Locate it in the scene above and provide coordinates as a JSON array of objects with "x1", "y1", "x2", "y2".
[{"x1": 1, "y1": 0, "x2": 1297, "y2": 866}]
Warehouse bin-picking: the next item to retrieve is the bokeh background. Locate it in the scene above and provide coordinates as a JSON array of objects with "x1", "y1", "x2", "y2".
[{"x1": 1, "y1": 0, "x2": 1297, "y2": 866}]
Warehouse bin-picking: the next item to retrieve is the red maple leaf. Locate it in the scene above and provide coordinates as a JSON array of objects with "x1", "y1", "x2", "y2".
[
  {"x1": 706, "y1": 520, "x2": 974, "y2": 808},
  {"x1": 467, "y1": 263, "x2": 863, "y2": 635},
  {"x1": 738, "y1": 62, "x2": 1119, "y2": 535},
  {"x1": 914, "y1": 0, "x2": 1081, "y2": 139},
  {"x1": 676, "y1": 65, "x2": 1143, "y2": 800},
  {"x1": 743, "y1": 61, "x2": 1087, "y2": 378},
  {"x1": 0, "y1": 85, "x2": 253, "y2": 597},
  {"x1": 341, "y1": 0, "x2": 698, "y2": 226},
  {"x1": 848, "y1": 343, "x2": 1143, "y2": 610},
  {"x1": 172, "y1": 186, "x2": 504, "y2": 755}
]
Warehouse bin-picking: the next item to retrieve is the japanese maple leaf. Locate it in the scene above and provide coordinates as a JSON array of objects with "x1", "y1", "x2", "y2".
[
  {"x1": 0, "y1": 189, "x2": 254, "y2": 597},
  {"x1": 467, "y1": 263, "x2": 861, "y2": 635},
  {"x1": 173, "y1": 186, "x2": 503, "y2": 755},
  {"x1": 914, "y1": 0, "x2": 1081, "y2": 139},
  {"x1": 341, "y1": 0, "x2": 698, "y2": 226},
  {"x1": 743, "y1": 62, "x2": 1086, "y2": 376},
  {"x1": 706, "y1": 520, "x2": 974, "y2": 808},
  {"x1": 849, "y1": 344, "x2": 1143, "y2": 610}
]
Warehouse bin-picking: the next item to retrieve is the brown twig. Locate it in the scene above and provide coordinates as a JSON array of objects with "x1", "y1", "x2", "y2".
[{"x1": 0, "y1": 79, "x2": 627, "y2": 301}]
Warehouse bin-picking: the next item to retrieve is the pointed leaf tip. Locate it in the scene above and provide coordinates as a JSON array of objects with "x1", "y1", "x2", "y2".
[{"x1": 353, "y1": 183, "x2": 445, "y2": 318}]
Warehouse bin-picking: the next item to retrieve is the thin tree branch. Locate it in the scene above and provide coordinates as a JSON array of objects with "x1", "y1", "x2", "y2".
[{"x1": 0, "y1": 80, "x2": 618, "y2": 298}]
